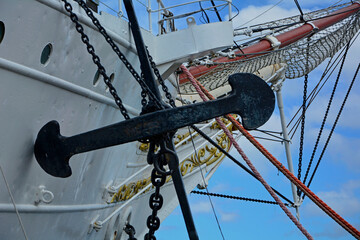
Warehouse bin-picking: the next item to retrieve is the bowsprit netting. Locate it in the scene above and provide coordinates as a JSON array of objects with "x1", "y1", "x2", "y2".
[{"x1": 179, "y1": 3, "x2": 360, "y2": 94}]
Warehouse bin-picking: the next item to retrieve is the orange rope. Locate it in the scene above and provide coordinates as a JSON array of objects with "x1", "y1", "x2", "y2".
[
  {"x1": 180, "y1": 65, "x2": 360, "y2": 239},
  {"x1": 230, "y1": 118, "x2": 360, "y2": 239},
  {"x1": 181, "y1": 65, "x2": 313, "y2": 239}
]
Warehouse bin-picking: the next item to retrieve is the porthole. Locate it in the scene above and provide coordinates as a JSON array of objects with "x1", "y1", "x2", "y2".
[
  {"x1": 93, "y1": 70, "x2": 100, "y2": 86},
  {"x1": 110, "y1": 73, "x2": 115, "y2": 83},
  {"x1": 0, "y1": 21, "x2": 5, "y2": 44},
  {"x1": 40, "y1": 43, "x2": 53, "y2": 65}
]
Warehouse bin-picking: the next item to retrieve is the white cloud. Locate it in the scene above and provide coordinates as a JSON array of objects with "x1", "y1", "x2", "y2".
[
  {"x1": 308, "y1": 130, "x2": 360, "y2": 172},
  {"x1": 336, "y1": 93, "x2": 360, "y2": 129},
  {"x1": 312, "y1": 222, "x2": 351, "y2": 239},
  {"x1": 225, "y1": 113, "x2": 287, "y2": 176},
  {"x1": 266, "y1": 0, "x2": 343, "y2": 9},
  {"x1": 296, "y1": 82, "x2": 360, "y2": 131},
  {"x1": 209, "y1": 183, "x2": 230, "y2": 193},
  {"x1": 219, "y1": 211, "x2": 238, "y2": 222},
  {"x1": 303, "y1": 180, "x2": 360, "y2": 217},
  {"x1": 232, "y1": 5, "x2": 302, "y2": 29},
  {"x1": 191, "y1": 201, "x2": 212, "y2": 214}
]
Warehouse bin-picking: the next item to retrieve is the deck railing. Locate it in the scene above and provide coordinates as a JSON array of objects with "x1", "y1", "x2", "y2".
[{"x1": 98, "y1": 0, "x2": 232, "y2": 34}]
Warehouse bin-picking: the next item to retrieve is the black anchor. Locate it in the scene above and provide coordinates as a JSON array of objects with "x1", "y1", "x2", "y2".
[
  {"x1": 34, "y1": 73, "x2": 274, "y2": 178},
  {"x1": 34, "y1": 1, "x2": 274, "y2": 239}
]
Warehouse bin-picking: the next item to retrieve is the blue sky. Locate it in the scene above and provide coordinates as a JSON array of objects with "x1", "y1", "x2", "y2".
[{"x1": 98, "y1": 1, "x2": 360, "y2": 239}]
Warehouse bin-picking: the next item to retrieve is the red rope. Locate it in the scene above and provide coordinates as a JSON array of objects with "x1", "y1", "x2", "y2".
[
  {"x1": 181, "y1": 65, "x2": 314, "y2": 239},
  {"x1": 180, "y1": 65, "x2": 360, "y2": 239}
]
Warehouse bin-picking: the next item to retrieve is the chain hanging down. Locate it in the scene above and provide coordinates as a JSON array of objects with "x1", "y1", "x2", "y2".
[
  {"x1": 64, "y1": 1, "x2": 199, "y2": 239},
  {"x1": 144, "y1": 141, "x2": 171, "y2": 240},
  {"x1": 297, "y1": 38, "x2": 310, "y2": 197},
  {"x1": 124, "y1": 223, "x2": 137, "y2": 240},
  {"x1": 72, "y1": 0, "x2": 179, "y2": 111},
  {"x1": 73, "y1": 0, "x2": 168, "y2": 110},
  {"x1": 146, "y1": 47, "x2": 176, "y2": 108},
  {"x1": 61, "y1": 0, "x2": 131, "y2": 119}
]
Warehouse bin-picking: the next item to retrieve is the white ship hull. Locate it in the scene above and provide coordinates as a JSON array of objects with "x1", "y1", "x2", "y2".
[{"x1": 0, "y1": 0, "x2": 235, "y2": 239}]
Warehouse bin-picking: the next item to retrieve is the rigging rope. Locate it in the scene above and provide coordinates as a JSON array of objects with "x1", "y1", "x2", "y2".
[
  {"x1": 180, "y1": 3, "x2": 360, "y2": 94},
  {"x1": 180, "y1": 65, "x2": 314, "y2": 240},
  {"x1": 189, "y1": 125, "x2": 294, "y2": 205},
  {"x1": 304, "y1": 62, "x2": 360, "y2": 199},
  {"x1": 228, "y1": 115, "x2": 360, "y2": 239},
  {"x1": 0, "y1": 164, "x2": 29, "y2": 240},
  {"x1": 199, "y1": 2, "x2": 210, "y2": 24},
  {"x1": 175, "y1": 78, "x2": 225, "y2": 240},
  {"x1": 210, "y1": 0, "x2": 222, "y2": 22},
  {"x1": 188, "y1": 127, "x2": 226, "y2": 240},
  {"x1": 294, "y1": 0, "x2": 305, "y2": 19},
  {"x1": 180, "y1": 64, "x2": 360, "y2": 239},
  {"x1": 236, "y1": 0, "x2": 285, "y2": 28}
]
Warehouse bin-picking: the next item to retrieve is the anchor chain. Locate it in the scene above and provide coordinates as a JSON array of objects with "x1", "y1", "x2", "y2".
[
  {"x1": 64, "y1": 0, "x2": 168, "y2": 114},
  {"x1": 146, "y1": 47, "x2": 176, "y2": 108},
  {"x1": 74, "y1": 0, "x2": 158, "y2": 108},
  {"x1": 124, "y1": 223, "x2": 137, "y2": 240},
  {"x1": 297, "y1": 38, "x2": 310, "y2": 197},
  {"x1": 191, "y1": 190, "x2": 291, "y2": 207},
  {"x1": 144, "y1": 141, "x2": 172, "y2": 240},
  {"x1": 145, "y1": 168, "x2": 166, "y2": 240},
  {"x1": 73, "y1": 0, "x2": 178, "y2": 112},
  {"x1": 61, "y1": 0, "x2": 131, "y2": 119}
]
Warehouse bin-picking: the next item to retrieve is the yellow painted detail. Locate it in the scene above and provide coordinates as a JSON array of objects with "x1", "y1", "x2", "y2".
[
  {"x1": 112, "y1": 121, "x2": 234, "y2": 203},
  {"x1": 139, "y1": 143, "x2": 150, "y2": 152}
]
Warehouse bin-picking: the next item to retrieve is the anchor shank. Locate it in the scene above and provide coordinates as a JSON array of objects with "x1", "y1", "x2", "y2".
[
  {"x1": 124, "y1": 0, "x2": 162, "y2": 102},
  {"x1": 34, "y1": 73, "x2": 275, "y2": 177},
  {"x1": 39, "y1": 91, "x2": 240, "y2": 157},
  {"x1": 165, "y1": 141, "x2": 199, "y2": 240}
]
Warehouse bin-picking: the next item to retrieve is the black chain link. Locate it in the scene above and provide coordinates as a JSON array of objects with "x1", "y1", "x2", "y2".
[
  {"x1": 124, "y1": 223, "x2": 137, "y2": 240},
  {"x1": 61, "y1": 0, "x2": 130, "y2": 119},
  {"x1": 145, "y1": 167, "x2": 167, "y2": 240},
  {"x1": 75, "y1": 0, "x2": 177, "y2": 111},
  {"x1": 74, "y1": 0, "x2": 165, "y2": 110},
  {"x1": 302, "y1": 42, "x2": 351, "y2": 191},
  {"x1": 144, "y1": 140, "x2": 173, "y2": 240},
  {"x1": 297, "y1": 39, "x2": 310, "y2": 197},
  {"x1": 302, "y1": 43, "x2": 354, "y2": 201},
  {"x1": 297, "y1": 73, "x2": 307, "y2": 196},
  {"x1": 191, "y1": 190, "x2": 290, "y2": 207},
  {"x1": 63, "y1": 3, "x2": 178, "y2": 239},
  {"x1": 146, "y1": 47, "x2": 176, "y2": 108}
]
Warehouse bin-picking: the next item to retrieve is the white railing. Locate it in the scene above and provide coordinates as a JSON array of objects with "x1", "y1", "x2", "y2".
[{"x1": 99, "y1": 0, "x2": 233, "y2": 34}]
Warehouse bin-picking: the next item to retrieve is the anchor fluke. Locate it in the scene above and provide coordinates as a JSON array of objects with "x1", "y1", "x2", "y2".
[
  {"x1": 228, "y1": 73, "x2": 275, "y2": 130},
  {"x1": 34, "y1": 121, "x2": 72, "y2": 178}
]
